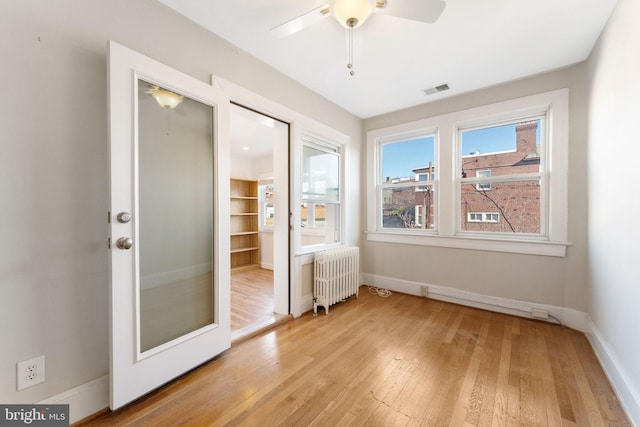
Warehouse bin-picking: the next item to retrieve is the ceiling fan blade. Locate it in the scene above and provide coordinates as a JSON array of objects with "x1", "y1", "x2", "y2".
[
  {"x1": 270, "y1": 4, "x2": 331, "y2": 38},
  {"x1": 376, "y1": 0, "x2": 446, "y2": 24}
]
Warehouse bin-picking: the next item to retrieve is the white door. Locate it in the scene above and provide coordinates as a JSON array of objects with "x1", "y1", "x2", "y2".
[{"x1": 108, "y1": 41, "x2": 231, "y2": 409}]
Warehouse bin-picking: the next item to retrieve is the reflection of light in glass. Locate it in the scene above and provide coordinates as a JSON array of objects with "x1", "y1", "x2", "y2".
[{"x1": 147, "y1": 86, "x2": 184, "y2": 109}]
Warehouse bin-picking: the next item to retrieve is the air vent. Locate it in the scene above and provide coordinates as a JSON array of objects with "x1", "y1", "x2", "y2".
[{"x1": 424, "y1": 83, "x2": 450, "y2": 96}]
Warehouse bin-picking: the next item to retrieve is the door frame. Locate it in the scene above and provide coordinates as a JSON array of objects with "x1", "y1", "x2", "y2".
[
  {"x1": 212, "y1": 76, "x2": 350, "y2": 317},
  {"x1": 219, "y1": 80, "x2": 292, "y2": 316}
]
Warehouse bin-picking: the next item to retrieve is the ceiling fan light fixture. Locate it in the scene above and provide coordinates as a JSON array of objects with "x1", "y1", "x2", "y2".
[{"x1": 330, "y1": 0, "x2": 375, "y2": 29}]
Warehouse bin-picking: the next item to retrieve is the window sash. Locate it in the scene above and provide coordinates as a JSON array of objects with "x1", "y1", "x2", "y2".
[
  {"x1": 457, "y1": 115, "x2": 546, "y2": 237},
  {"x1": 300, "y1": 136, "x2": 343, "y2": 252},
  {"x1": 302, "y1": 144, "x2": 340, "y2": 203}
]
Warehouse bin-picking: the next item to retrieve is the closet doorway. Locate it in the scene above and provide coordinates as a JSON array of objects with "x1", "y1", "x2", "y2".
[{"x1": 229, "y1": 104, "x2": 289, "y2": 338}]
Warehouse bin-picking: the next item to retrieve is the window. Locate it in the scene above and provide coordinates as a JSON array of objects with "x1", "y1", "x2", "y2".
[
  {"x1": 258, "y1": 180, "x2": 274, "y2": 229},
  {"x1": 474, "y1": 170, "x2": 492, "y2": 191},
  {"x1": 467, "y1": 212, "x2": 499, "y2": 223},
  {"x1": 460, "y1": 119, "x2": 543, "y2": 235},
  {"x1": 300, "y1": 141, "x2": 341, "y2": 248},
  {"x1": 379, "y1": 135, "x2": 436, "y2": 230},
  {"x1": 366, "y1": 89, "x2": 569, "y2": 257}
]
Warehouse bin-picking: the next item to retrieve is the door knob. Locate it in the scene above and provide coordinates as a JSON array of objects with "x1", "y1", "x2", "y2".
[
  {"x1": 116, "y1": 212, "x2": 132, "y2": 223},
  {"x1": 116, "y1": 237, "x2": 133, "y2": 250}
]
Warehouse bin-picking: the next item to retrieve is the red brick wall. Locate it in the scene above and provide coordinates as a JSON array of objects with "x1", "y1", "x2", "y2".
[{"x1": 461, "y1": 121, "x2": 540, "y2": 233}]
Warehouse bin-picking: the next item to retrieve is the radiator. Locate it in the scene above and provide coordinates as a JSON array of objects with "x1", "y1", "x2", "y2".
[{"x1": 313, "y1": 246, "x2": 359, "y2": 315}]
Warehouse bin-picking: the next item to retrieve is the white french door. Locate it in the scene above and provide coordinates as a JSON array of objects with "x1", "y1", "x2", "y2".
[{"x1": 108, "y1": 41, "x2": 231, "y2": 409}]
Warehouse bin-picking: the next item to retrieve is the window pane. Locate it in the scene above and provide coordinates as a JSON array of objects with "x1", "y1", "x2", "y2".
[
  {"x1": 302, "y1": 146, "x2": 339, "y2": 202},
  {"x1": 461, "y1": 180, "x2": 540, "y2": 234},
  {"x1": 461, "y1": 120, "x2": 541, "y2": 177},
  {"x1": 313, "y1": 203, "x2": 326, "y2": 228},
  {"x1": 300, "y1": 203, "x2": 339, "y2": 246},
  {"x1": 382, "y1": 185, "x2": 435, "y2": 230},
  {"x1": 259, "y1": 183, "x2": 274, "y2": 228},
  {"x1": 381, "y1": 136, "x2": 435, "y2": 183}
]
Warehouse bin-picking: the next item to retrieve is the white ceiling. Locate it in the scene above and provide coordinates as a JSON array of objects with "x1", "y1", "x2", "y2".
[
  {"x1": 159, "y1": 0, "x2": 617, "y2": 119},
  {"x1": 230, "y1": 104, "x2": 278, "y2": 159}
]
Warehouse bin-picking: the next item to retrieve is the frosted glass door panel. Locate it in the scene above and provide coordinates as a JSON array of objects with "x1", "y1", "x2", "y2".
[{"x1": 137, "y1": 80, "x2": 214, "y2": 353}]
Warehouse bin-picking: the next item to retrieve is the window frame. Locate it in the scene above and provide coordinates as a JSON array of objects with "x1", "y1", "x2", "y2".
[
  {"x1": 366, "y1": 89, "x2": 569, "y2": 257},
  {"x1": 457, "y1": 115, "x2": 546, "y2": 237},
  {"x1": 297, "y1": 134, "x2": 344, "y2": 253},
  {"x1": 376, "y1": 129, "x2": 439, "y2": 233},
  {"x1": 258, "y1": 178, "x2": 275, "y2": 231}
]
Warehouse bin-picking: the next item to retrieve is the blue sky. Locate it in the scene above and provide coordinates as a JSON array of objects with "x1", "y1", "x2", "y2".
[
  {"x1": 382, "y1": 120, "x2": 540, "y2": 179},
  {"x1": 382, "y1": 136, "x2": 435, "y2": 180}
]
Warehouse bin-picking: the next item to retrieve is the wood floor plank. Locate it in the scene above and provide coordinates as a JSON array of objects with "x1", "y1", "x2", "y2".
[
  {"x1": 231, "y1": 268, "x2": 274, "y2": 331},
  {"x1": 77, "y1": 287, "x2": 631, "y2": 427},
  {"x1": 491, "y1": 316, "x2": 518, "y2": 427}
]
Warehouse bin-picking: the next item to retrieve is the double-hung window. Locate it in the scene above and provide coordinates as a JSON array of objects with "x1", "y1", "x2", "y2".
[
  {"x1": 367, "y1": 89, "x2": 569, "y2": 256},
  {"x1": 378, "y1": 133, "x2": 436, "y2": 231},
  {"x1": 459, "y1": 118, "x2": 545, "y2": 235},
  {"x1": 300, "y1": 140, "x2": 341, "y2": 248}
]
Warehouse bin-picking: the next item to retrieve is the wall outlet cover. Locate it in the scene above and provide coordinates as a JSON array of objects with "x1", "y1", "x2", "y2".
[{"x1": 17, "y1": 355, "x2": 45, "y2": 390}]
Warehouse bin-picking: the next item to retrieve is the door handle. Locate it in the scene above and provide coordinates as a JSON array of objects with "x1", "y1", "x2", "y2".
[{"x1": 116, "y1": 237, "x2": 133, "y2": 250}]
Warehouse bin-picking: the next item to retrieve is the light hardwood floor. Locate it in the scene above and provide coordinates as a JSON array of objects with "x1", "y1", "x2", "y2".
[
  {"x1": 79, "y1": 286, "x2": 630, "y2": 426},
  {"x1": 231, "y1": 268, "x2": 274, "y2": 331}
]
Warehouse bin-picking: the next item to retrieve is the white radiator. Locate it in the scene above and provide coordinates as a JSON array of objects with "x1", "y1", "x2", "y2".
[{"x1": 313, "y1": 246, "x2": 359, "y2": 315}]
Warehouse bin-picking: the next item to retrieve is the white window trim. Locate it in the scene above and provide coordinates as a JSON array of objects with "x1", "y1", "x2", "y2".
[
  {"x1": 366, "y1": 89, "x2": 569, "y2": 257},
  {"x1": 377, "y1": 128, "x2": 439, "y2": 233},
  {"x1": 296, "y1": 132, "x2": 346, "y2": 255}
]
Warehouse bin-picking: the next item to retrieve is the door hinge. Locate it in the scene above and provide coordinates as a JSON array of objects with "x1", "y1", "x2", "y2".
[
  {"x1": 107, "y1": 237, "x2": 111, "y2": 249},
  {"x1": 107, "y1": 211, "x2": 111, "y2": 224}
]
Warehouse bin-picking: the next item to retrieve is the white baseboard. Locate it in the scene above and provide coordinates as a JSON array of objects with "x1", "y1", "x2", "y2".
[
  {"x1": 361, "y1": 273, "x2": 587, "y2": 332},
  {"x1": 584, "y1": 318, "x2": 640, "y2": 426},
  {"x1": 39, "y1": 375, "x2": 109, "y2": 424},
  {"x1": 260, "y1": 262, "x2": 274, "y2": 270}
]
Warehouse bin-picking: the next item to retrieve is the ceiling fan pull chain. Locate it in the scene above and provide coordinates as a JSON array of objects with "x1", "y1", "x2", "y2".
[{"x1": 347, "y1": 26, "x2": 355, "y2": 76}]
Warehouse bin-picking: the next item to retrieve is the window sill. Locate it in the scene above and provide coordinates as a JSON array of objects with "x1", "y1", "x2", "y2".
[
  {"x1": 365, "y1": 231, "x2": 569, "y2": 257},
  {"x1": 295, "y1": 242, "x2": 342, "y2": 256}
]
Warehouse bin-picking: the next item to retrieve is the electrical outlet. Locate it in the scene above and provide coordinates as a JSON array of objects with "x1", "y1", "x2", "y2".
[
  {"x1": 531, "y1": 308, "x2": 549, "y2": 320},
  {"x1": 17, "y1": 356, "x2": 45, "y2": 390}
]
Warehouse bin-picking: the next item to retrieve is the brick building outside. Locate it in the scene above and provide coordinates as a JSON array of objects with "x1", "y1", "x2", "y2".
[{"x1": 383, "y1": 121, "x2": 541, "y2": 233}]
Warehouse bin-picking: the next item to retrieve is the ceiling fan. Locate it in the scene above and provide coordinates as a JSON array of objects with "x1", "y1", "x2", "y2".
[{"x1": 270, "y1": 0, "x2": 446, "y2": 75}]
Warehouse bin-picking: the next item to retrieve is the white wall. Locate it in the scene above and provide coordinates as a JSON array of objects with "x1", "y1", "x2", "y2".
[
  {"x1": 230, "y1": 153, "x2": 256, "y2": 181},
  {"x1": 586, "y1": 0, "x2": 640, "y2": 422},
  {"x1": 363, "y1": 64, "x2": 590, "y2": 313},
  {"x1": 0, "y1": 0, "x2": 361, "y2": 419}
]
